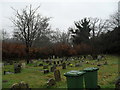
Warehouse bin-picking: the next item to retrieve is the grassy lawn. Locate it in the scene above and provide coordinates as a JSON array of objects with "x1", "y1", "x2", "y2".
[{"x1": 2, "y1": 55, "x2": 119, "y2": 88}]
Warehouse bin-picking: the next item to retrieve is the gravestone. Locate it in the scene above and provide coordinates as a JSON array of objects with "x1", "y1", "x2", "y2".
[
  {"x1": 54, "y1": 61, "x2": 56, "y2": 65},
  {"x1": 97, "y1": 55, "x2": 102, "y2": 61},
  {"x1": 49, "y1": 61, "x2": 52, "y2": 65},
  {"x1": 80, "y1": 61, "x2": 83, "y2": 66},
  {"x1": 44, "y1": 69, "x2": 49, "y2": 74},
  {"x1": 57, "y1": 61, "x2": 59, "y2": 65},
  {"x1": 21, "y1": 63, "x2": 26, "y2": 68},
  {"x1": 3, "y1": 71, "x2": 6, "y2": 75},
  {"x1": 97, "y1": 64, "x2": 102, "y2": 66},
  {"x1": 85, "y1": 61, "x2": 89, "y2": 64},
  {"x1": 43, "y1": 65, "x2": 48, "y2": 69},
  {"x1": 54, "y1": 69, "x2": 61, "y2": 82},
  {"x1": 39, "y1": 63, "x2": 43, "y2": 66},
  {"x1": 115, "y1": 77, "x2": 120, "y2": 90},
  {"x1": 103, "y1": 61, "x2": 108, "y2": 65},
  {"x1": 47, "y1": 78, "x2": 56, "y2": 86},
  {"x1": 75, "y1": 63, "x2": 80, "y2": 67},
  {"x1": 50, "y1": 65, "x2": 56, "y2": 72},
  {"x1": 60, "y1": 60, "x2": 63, "y2": 64},
  {"x1": 11, "y1": 81, "x2": 29, "y2": 89},
  {"x1": 14, "y1": 63, "x2": 21, "y2": 73},
  {"x1": 62, "y1": 63, "x2": 66, "y2": 69}
]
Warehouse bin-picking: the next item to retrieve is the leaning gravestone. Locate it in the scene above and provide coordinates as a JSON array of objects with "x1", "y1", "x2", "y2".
[
  {"x1": 47, "y1": 78, "x2": 56, "y2": 86},
  {"x1": 62, "y1": 63, "x2": 66, "y2": 69},
  {"x1": 54, "y1": 69, "x2": 61, "y2": 82}
]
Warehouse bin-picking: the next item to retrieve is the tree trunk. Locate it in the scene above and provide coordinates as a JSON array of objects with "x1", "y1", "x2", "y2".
[{"x1": 25, "y1": 46, "x2": 30, "y2": 64}]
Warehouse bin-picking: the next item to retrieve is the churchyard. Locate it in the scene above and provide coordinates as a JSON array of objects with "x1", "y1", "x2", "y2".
[{"x1": 2, "y1": 55, "x2": 119, "y2": 88}]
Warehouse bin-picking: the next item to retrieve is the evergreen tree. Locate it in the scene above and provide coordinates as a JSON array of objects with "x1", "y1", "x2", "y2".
[{"x1": 69, "y1": 18, "x2": 91, "y2": 45}]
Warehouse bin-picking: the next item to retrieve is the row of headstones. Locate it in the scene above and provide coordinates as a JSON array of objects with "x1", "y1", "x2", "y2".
[{"x1": 3, "y1": 63, "x2": 22, "y2": 75}]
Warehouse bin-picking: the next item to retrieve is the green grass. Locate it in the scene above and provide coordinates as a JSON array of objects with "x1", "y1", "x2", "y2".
[{"x1": 2, "y1": 55, "x2": 119, "y2": 88}]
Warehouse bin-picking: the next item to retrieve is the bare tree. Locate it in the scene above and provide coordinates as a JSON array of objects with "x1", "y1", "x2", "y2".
[
  {"x1": 2, "y1": 29, "x2": 8, "y2": 43},
  {"x1": 11, "y1": 5, "x2": 51, "y2": 63},
  {"x1": 50, "y1": 29, "x2": 70, "y2": 44},
  {"x1": 109, "y1": 11, "x2": 120, "y2": 28},
  {"x1": 89, "y1": 17, "x2": 110, "y2": 37}
]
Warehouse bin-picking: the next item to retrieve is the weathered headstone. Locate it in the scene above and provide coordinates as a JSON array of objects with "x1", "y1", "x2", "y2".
[
  {"x1": 97, "y1": 64, "x2": 102, "y2": 66},
  {"x1": 85, "y1": 61, "x2": 89, "y2": 64},
  {"x1": 39, "y1": 63, "x2": 43, "y2": 66},
  {"x1": 54, "y1": 69, "x2": 61, "y2": 82},
  {"x1": 3, "y1": 71, "x2": 6, "y2": 75},
  {"x1": 44, "y1": 69, "x2": 49, "y2": 74},
  {"x1": 53, "y1": 61, "x2": 56, "y2": 65},
  {"x1": 97, "y1": 55, "x2": 102, "y2": 61},
  {"x1": 62, "y1": 63, "x2": 66, "y2": 69},
  {"x1": 14, "y1": 63, "x2": 21, "y2": 73},
  {"x1": 11, "y1": 81, "x2": 29, "y2": 89},
  {"x1": 79, "y1": 61, "x2": 83, "y2": 67},
  {"x1": 47, "y1": 78, "x2": 56, "y2": 86},
  {"x1": 57, "y1": 61, "x2": 59, "y2": 65},
  {"x1": 103, "y1": 61, "x2": 108, "y2": 65},
  {"x1": 21, "y1": 63, "x2": 26, "y2": 68},
  {"x1": 75, "y1": 63, "x2": 80, "y2": 67}
]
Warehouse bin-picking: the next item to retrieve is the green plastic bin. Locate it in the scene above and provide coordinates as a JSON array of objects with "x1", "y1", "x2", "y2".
[
  {"x1": 83, "y1": 67, "x2": 99, "y2": 88},
  {"x1": 64, "y1": 70, "x2": 85, "y2": 88}
]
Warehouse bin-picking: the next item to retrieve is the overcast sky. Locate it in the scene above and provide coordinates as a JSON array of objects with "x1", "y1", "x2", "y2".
[{"x1": 0, "y1": 0, "x2": 119, "y2": 37}]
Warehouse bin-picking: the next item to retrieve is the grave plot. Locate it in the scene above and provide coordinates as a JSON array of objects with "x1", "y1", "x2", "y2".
[{"x1": 2, "y1": 55, "x2": 119, "y2": 88}]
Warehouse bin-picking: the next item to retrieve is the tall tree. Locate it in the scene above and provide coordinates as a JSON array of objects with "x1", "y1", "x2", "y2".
[
  {"x1": 109, "y1": 11, "x2": 120, "y2": 29},
  {"x1": 11, "y1": 5, "x2": 51, "y2": 64},
  {"x1": 69, "y1": 18, "x2": 91, "y2": 45}
]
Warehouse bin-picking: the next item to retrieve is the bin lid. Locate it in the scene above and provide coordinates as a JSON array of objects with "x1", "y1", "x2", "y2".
[
  {"x1": 83, "y1": 67, "x2": 99, "y2": 72},
  {"x1": 64, "y1": 70, "x2": 85, "y2": 77}
]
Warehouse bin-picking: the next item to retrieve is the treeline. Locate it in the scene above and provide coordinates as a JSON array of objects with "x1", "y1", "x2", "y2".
[
  {"x1": 2, "y1": 42, "x2": 91, "y2": 59},
  {"x1": 2, "y1": 26, "x2": 120, "y2": 60},
  {"x1": 2, "y1": 5, "x2": 120, "y2": 61}
]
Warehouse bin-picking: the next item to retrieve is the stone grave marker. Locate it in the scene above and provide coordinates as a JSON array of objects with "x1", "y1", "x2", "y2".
[
  {"x1": 57, "y1": 61, "x2": 59, "y2": 65},
  {"x1": 11, "y1": 81, "x2": 29, "y2": 89},
  {"x1": 50, "y1": 65, "x2": 56, "y2": 72},
  {"x1": 79, "y1": 61, "x2": 83, "y2": 67},
  {"x1": 53, "y1": 61, "x2": 56, "y2": 65},
  {"x1": 62, "y1": 62, "x2": 66, "y2": 69},
  {"x1": 75, "y1": 63, "x2": 80, "y2": 67},
  {"x1": 21, "y1": 63, "x2": 26, "y2": 68},
  {"x1": 39, "y1": 63, "x2": 43, "y2": 66},
  {"x1": 54, "y1": 69, "x2": 61, "y2": 82},
  {"x1": 103, "y1": 61, "x2": 108, "y2": 65},
  {"x1": 47, "y1": 78, "x2": 56, "y2": 86},
  {"x1": 44, "y1": 69, "x2": 49, "y2": 74},
  {"x1": 14, "y1": 63, "x2": 21, "y2": 73}
]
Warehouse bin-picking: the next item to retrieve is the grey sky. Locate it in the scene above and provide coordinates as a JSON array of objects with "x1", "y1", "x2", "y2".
[{"x1": 0, "y1": 0, "x2": 119, "y2": 37}]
